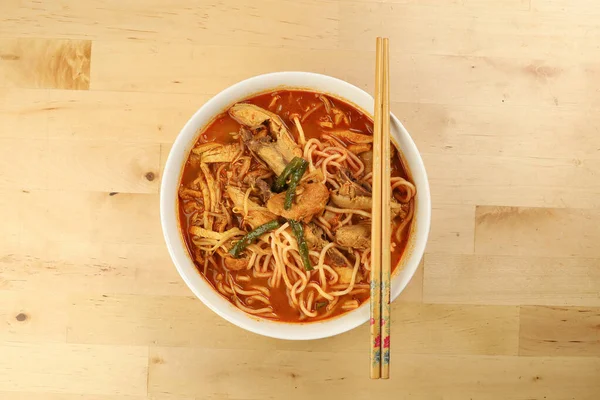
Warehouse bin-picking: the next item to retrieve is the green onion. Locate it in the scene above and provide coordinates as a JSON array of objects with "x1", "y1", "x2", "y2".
[
  {"x1": 229, "y1": 220, "x2": 281, "y2": 258},
  {"x1": 316, "y1": 301, "x2": 327, "y2": 309},
  {"x1": 289, "y1": 219, "x2": 312, "y2": 271},
  {"x1": 272, "y1": 157, "x2": 305, "y2": 193},
  {"x1": 284, "y1": 159, "x2": 308, "y2": 210}
]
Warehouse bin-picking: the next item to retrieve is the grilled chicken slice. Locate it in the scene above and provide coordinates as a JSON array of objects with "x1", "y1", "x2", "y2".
[
  {"x1": 266, "y1": 182, "x2": 329, "y2": 223},
  {"x1": 335, "y1": 224, "x2": 371, "y2": 250}
]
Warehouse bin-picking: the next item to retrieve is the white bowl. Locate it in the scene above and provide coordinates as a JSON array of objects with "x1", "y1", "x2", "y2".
[{"x1": 160, "y1": 72, "x2": 431, "y2": 340}]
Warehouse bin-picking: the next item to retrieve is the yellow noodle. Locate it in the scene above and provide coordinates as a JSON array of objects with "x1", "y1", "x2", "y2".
[
  {"x1": 308, "y1": 282, "x2": 334, "y2": 301},
  {"x1": 247, "y1": 294, "x2": 271, "y2": 306},
  {"x1": 293, "y1": 116, "x2": 306, "y2": 145},
  {"x1": 325, "y1": 205, "x2": 372, "y2": 218},
  {"x1": 248, "y1": 285, "x2": 270, "y2": 297},
  {"x1": 234, "y1": 298, "x2": 272, "y2": 315},
  {"x1": 299, "y1": 291, "x2": 317, "y2": 317}
]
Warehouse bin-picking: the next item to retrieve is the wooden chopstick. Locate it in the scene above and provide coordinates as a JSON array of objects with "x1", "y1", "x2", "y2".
[
  {"x1": 381, "y1": 37, "x2": 392, "y2": 379},
  {"x1": 370, "y1": 37, "x2": 384, "y2": 379},
  {"x1": 370, "y1": 37, "x2": 392, "y2": 380}
]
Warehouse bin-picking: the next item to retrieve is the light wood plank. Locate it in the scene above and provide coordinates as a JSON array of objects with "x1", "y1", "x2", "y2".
[
  {"x1": 423, "y1": 254, "x2": 600, "y2": 306},
  {"x1": 0, "y1": 88, "x2": 205, "y2": 143},
  {"x1": 519, "y1": 306, "x2": 600, "y2": 357},
  {"x1": 394, "y1": 102, "x2": 600, "y2": 160},
  {"x1": 18, "y1": 191, "x2": 161, "y2": 245},
  {"x1": 0, "y1": 139, "x2": 160, "y2": 192},
  {"x1": 0, "y1": 290, "x2": 68, "y2": 343},
  {"x1": 89, "y1": 41, "x2": 600, "y2": 108},
  {"x1": 432, "y1": 181, "x2": 600, "y2": 210},
  {"x1": 428, "y1": 204, "x2": 475, "y2": 254},
  {"x1": 426, "y1": 154, "x2": 600, "y2": 195},
  {"x1": 531, "y1": 0, "x2": 600, "y2": 13},
  {"x1": 45, "y1": 90, "x2": 206, "y2": 143},
  {"x1": 339, "y1": 3, "x2": 600, "y2": 60},
  {"x1": 0, "y1": 393, "x2": 145, "y2": 400},
  {"x1": 0, "y1": 343, "x2": 148, "y2": 396},
  {"x1": 47, "y1": 140, "x2": 160, "y2": 193},
  {"x1": 0, "y1": 87, "x2": 49, "y2": 139},
  {"x1": 149, "y1": 348, "x2": 600, "y2": 399},
  {"x1": 0, "y1": 138, "x2": 48, "y2": 189},
  {"x1": 337, "y1": 0, "x2": 529, "y2": 8},
  {"x1": 159, "y1": 143, "x2": 171, "y2": 177},
  {"x1": 0, "y1": 190, "x2": 184, "y2": 295},
  {"x1": 392, "y1": 303, "x2": 519, "y2": 356},
  {"x1": 89, "y1": 41, "x2": 352, "y2": 95},
  {"x1": 0, "y1": 1, "x2": 339, "y2": 49},
  {"x1": 0, "y1": 241, "x2": 187, "y2": 296},
  {"x1": 0, "y1": 38, "x2": 90, "y2": 90},
  {"x1": 475, "y1": 206, "x2": 600, "y2": 258}
]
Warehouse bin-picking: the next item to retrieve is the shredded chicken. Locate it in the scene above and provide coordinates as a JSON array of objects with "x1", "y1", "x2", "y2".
[
  {"x1": 330, "y1": 130, "x2": 373, "y2": 144},
  {"x1": 226, "y1": 186, "x2": 277, "y2": 229},
  {"x1": 201, "y1": 144, "x2": 240, "y2": 163},
  {"x1": 191, "y1": 142, "x2": 221, "y2": 156},
  {"x1": 230, "y1": 103, "x2": 301, "y2": 174},
  {"x1": 332, "y1": 108, "x2": 349, "y2": 126}
]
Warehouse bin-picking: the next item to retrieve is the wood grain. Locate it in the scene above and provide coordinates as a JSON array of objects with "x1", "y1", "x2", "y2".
[
  {"x1": 519, "y1": 306, "x2": 600, "y2": 357},
  {"x1": 149, "y1": 347, "x2": 600, "y2": 399},
  {"x1": 428, "y1": 204, "x2": 475, "y2": 254},
  {"x1": 0, "y1": 1, "x2": 339, "y2": 48},
  {"x1": 0, "y1": 290, "x2": 68, "y2": 343},
  {"x1": 0, "y1": 343, "x2": 148, "y2": 396},
  {"x1": 0, "y1": 38, "x2": 90, "y2": 90},
  {"x1": 0, "y1": 394, "x2": 147, "y2": 400},
  {"x1": 1, "y1": 0, "x2": 600, "y2": 398},
  {"x1": 475, "y1": 206, "x2": 600, "y2": 258},
  {"x1": 66, "y1": 272, "x2": 423, "y2": 350},
  {"x1": 46, "y1": 140, "x2": 160, "y2": 193},
  {"x1": 423, "y1": 254, "x2": 600, "y2": 306}
]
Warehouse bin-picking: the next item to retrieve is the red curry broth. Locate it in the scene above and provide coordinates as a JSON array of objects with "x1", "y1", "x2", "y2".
[{"x1": 178, "y1": 90, "x2": 412, "y2": 322}]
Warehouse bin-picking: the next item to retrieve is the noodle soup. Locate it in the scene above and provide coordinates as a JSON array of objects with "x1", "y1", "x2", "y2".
[{"x1": 178, "y1": 90, "x2": 415, "y2": 323}]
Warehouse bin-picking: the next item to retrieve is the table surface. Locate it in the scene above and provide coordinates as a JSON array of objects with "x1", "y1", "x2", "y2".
[{"x1": 1, "y1": 1, "x2": 600, "y2": 399}]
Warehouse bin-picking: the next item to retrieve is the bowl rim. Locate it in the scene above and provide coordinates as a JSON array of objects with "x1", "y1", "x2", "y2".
[{"x1": 160, "y1": 71, "x2": 431, "y2": 340}]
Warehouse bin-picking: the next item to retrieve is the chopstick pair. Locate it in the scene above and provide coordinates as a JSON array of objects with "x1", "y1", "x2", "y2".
[{"x1": 370, "y1": 37, "x2": 391, "y2": 380}]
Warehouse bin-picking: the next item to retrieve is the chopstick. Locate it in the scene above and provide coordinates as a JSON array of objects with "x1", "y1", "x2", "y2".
[
  {"x1": 381, "y1": 37, "x2": 392, "y2": 379},
  {"x1": 369, "y1": 37, "x2": 384, "y2": 379},
  {"x1": 370, "y1": 37, "x2": 392, "y2": 380}
]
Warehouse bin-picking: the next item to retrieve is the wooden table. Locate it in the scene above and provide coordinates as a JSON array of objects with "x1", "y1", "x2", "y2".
[{"x1": 1, "y1": 1, "x2": 599, "y2": 399}]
